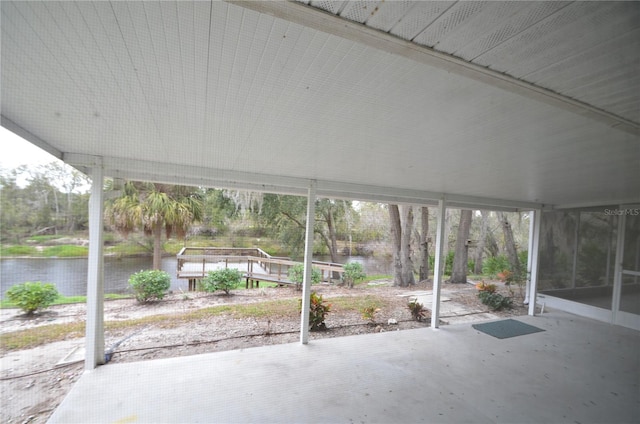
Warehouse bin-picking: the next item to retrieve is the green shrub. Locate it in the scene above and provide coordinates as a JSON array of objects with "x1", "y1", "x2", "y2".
[
  {"x1": 518, "y1": 250, "x2": 529, "y2": 271},
  {"x1": 128, "y1": 270, "x2": 171, "y2": 303},
  {"x1": 288, "y1": 264, "x2": 321, "y2": 289},
  {"x1": 6, "y1": 282, "x2": 59, "y2": 314},
  {"x1": 445, "y1": 251, "x2": 455, "y2": 275},
  {"x1": 478, "y1": 291, "x2": 513, "y2": 311},
  {"x1": 467, "y1": 259, "x2": 475, "y2": 272},
  {"x1": 342, "y1": 262, "x2": 366, "y2": 288},
  {"x1": 202, "y1": 268, "x2": 243, "y2": 295},
  {"x1": 429, "y1": 251, "x2": 456, "y2": 275},
  {"x1": 482, "y1": 255, "x2": 511, "y2": 278},
  {"x1": 299, "y1": 291, "x2": 331, "y2": 331},
  {"x1": 407, "y1": 298, "x2": 428, "y2": 322}
]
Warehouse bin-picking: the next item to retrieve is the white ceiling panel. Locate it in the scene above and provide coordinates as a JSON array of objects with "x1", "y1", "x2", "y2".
[
  {"x1": 1, "y1": 1, "x2": 639, "y2": 210},
  {"x1": 453, "y1": 2, "x2": 571, "y2": 61},
  {"x1": 308, "y1": 0, "x2": 640, "y2": 125}
]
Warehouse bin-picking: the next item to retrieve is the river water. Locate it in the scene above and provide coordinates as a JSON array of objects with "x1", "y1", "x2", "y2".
[{"x1": 0, "y1": 255, "x2": 392, "y2": 298}]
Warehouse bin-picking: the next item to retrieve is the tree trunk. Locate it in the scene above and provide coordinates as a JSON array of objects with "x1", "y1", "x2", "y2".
[
  {"x1": 327, "y1": 207, "x2": 339, "y2": 263},
  {"x1": 152, "y1": 225, "x2": 163, "y2": 270},
  {"x1": 419, "y1": 206, "x2": 430, "y2": 281},
  {"x1": 66, "y1": 192, "x2": 75, "y2": 232},
  {"x1": 316, "y1": 210, "x2": 339, "y2": 263},
  {"x1": 442, "y1": 209, "x2": 452, "y2": 260},
  {"x1": 388, "y1": 205, "x2": 415, "y2": 287},
  {"x1": 400, "y1": 205, "x2": 416, "y2": 286},
  {"x1": 388, "y1": 205, "x2": 403, "y2": 286},
  {"x1": 497, "y1": 211, "x2": 521, "y2": 276},
  {"x1": 451, "y1": 209, "x2": 472, "y2": 283},
  {"x1": 52, "y1": 188, "x2": 60, "y2": 231},
  {"x1": 473, "y1": 210, "x2": 489, "y2": 274},
  {"x1": 485, "y1": 229, "x2": 499, "y2": 257}
]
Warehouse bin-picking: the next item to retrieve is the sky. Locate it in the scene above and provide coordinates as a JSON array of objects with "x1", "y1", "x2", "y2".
[
  {"x1": 0, "y1": 126, "x2": 61, "y2": 170},
  {"x1": 0, "y1": 127, "x2": 91, "y2": 191}
]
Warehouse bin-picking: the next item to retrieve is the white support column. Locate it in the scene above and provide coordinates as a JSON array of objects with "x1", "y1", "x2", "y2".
[
  {"x1": 300, "y1": 181, "x2": 317, "y2": 344},
  {"x1": 527, "y1": 209, "x2": 542, "y2": 316},
  {"x1": 85, "y1": 165, "x2": 105, "y2": 370},
  {"x1": 524, "y1": 211, "x2": 535, "y2": 305},
  {"x1": 431, "y1": 199, "x2": 446, "y2": 329},
  {"x1": 611, "y1": 213, "x2": 626, "y2": 323}
]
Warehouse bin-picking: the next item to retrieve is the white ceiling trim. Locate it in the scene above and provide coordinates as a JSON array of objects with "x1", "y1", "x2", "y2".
[
  {"x1": 64, "y1": 152, "x2": 542, "y2": 211},
  {"x1": 0, "y1": 113, "x2": 545, "y2": 211},
  {"x1": 230, "y1": 0, "x2": 639, "y2": 136}
]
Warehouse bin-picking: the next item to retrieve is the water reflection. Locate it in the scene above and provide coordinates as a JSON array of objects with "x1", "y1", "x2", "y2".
[
  {"x1": 0, "y1": 257, "x2": 182, "y2": 297},
  {"x1": 1, "y1": 255, "x2": 391, "y2": 298}
]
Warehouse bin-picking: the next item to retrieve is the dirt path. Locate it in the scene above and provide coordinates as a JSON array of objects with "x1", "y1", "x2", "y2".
[{"x1": 0, "y1": 280, "x2": 526, "y2": 424}]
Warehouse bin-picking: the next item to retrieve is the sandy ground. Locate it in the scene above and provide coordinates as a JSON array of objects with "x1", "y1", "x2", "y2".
[{"x1": 0, "y1": 280, "x2": 526, "y2": 424}]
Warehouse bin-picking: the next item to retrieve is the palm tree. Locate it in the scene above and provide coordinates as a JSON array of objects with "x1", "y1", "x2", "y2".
[{"x1": 106, "y1": 182, "x2": 204, "y2": 269}]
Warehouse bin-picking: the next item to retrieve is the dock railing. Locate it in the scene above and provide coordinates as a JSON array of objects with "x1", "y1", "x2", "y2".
[{"x1": 176, "y1": 247, "x2": 344, "y2": 290}]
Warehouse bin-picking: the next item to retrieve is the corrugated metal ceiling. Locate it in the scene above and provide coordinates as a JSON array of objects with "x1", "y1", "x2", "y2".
[{"x1": 1, "y1": 1, "x2": 638, "y2": 209}]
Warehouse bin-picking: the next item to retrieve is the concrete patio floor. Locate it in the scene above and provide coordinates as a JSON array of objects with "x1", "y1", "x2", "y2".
[{"x1": 49, "y1": 310, "x2": 639, "y2": 424}]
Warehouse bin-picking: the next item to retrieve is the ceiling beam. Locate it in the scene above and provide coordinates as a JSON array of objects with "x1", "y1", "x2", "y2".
[
  {"x1": 65, "y1": 153, "x2": 543, "y2": 211},
  {"x1": 228, "y1": 0, "x2": 640, "y2": 136}
]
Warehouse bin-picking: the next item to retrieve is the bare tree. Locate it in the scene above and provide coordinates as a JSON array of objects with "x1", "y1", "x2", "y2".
[
  {"x1": 418, "y1": 206, "x2": 430, "y2": 281},
  {"x1": 316, "y1": 201, "x2": 340, "y2": 263},
  {"x1": 389, "y1": 204, "x2": 402, "y2": 283},
  {"x1": 497, "y1": 211, "x2": 521, "y2": 276},
  {"x1": 41, "y1": 162, "x2": 89, "y2": 231},
  {"x1": 442, "y1": 209, "x2": 453, "y2": 260},
  {"x1": 485, "y1": 226, "x2": 500, "y2": 257},
  {"x1": 451, "y1": 209, "x2": 473, "y2": 283},
  {"x1": 473, "y1": 210, "x2": 489, "y2": 274},
  {"x1": 401, "y1": 205, "x2": 416, "y2": 286}
]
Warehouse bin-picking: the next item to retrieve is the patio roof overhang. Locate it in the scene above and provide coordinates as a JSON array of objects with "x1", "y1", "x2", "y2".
[
  {"x1": 2, "y1": 1, "x2": 639, "y2": 371},
  {"x1": 1, "y1": 1, "x2": 639, "y2": 210}
]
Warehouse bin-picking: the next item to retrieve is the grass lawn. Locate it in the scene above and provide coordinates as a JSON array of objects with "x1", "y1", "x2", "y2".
[{"x1": 0, "y1": 293, "x2": 131, "y2": 309}]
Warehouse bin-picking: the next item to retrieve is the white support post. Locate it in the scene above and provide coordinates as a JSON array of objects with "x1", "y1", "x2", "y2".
[
  {"x1": 300, "y1": 181, "x2": 317, "y2": 344},
  {"x1": 611, "y1": 213, "x2": 626, "y2": 323},
  {"x1": 431, "y1": 199, "x2": 446, "y2": 329},
  {"x1": 524, "y1": 211, "x2": 535, "y2": 305},
  {"x1": 527, "y1": 209, "x2": 542, "y2": 316},
  {"x1": 85, "y1": 165, "x2": 105, "y2": 370}
]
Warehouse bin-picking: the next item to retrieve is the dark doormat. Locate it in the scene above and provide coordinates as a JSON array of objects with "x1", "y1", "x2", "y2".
[{"x1": 472, "y1": 319, "x2": 545, "y2": 339}]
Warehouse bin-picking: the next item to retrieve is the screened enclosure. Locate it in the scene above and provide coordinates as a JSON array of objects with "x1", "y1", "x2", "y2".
[
  {"x1": 620, "y1": 213, "x2": 640, "y2": 316},
  {"x1": 538, "y1": 208, "x2": 640, "y2": 328}
]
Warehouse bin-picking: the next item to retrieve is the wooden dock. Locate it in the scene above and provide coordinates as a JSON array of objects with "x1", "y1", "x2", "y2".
[{"x1": 176, "y1": 247, "x2": 344, "y2": 290}]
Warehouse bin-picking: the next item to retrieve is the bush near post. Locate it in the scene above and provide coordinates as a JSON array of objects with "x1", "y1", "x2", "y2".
[
  {"x1": 298, "y1": 291, "x2": 331, "y2": 331},
  {"x1": 129, "y1": 270, "x2": 171, "y2": 303},
  {"x1": 202, "y1": 268, "x2": 242, "y2": 295},
  {"x1": 341, "y1": 262, "x2": 366, "y2": 288},
  {"x1": 6, "y1": 282, "x2": 59, "y2": 314},
  {"x1": 475, "y1": 281, "x2": 512, "y2": 310},
  {"x1": 288, "y1": 264, "x2": 321, "y2": 290}
]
